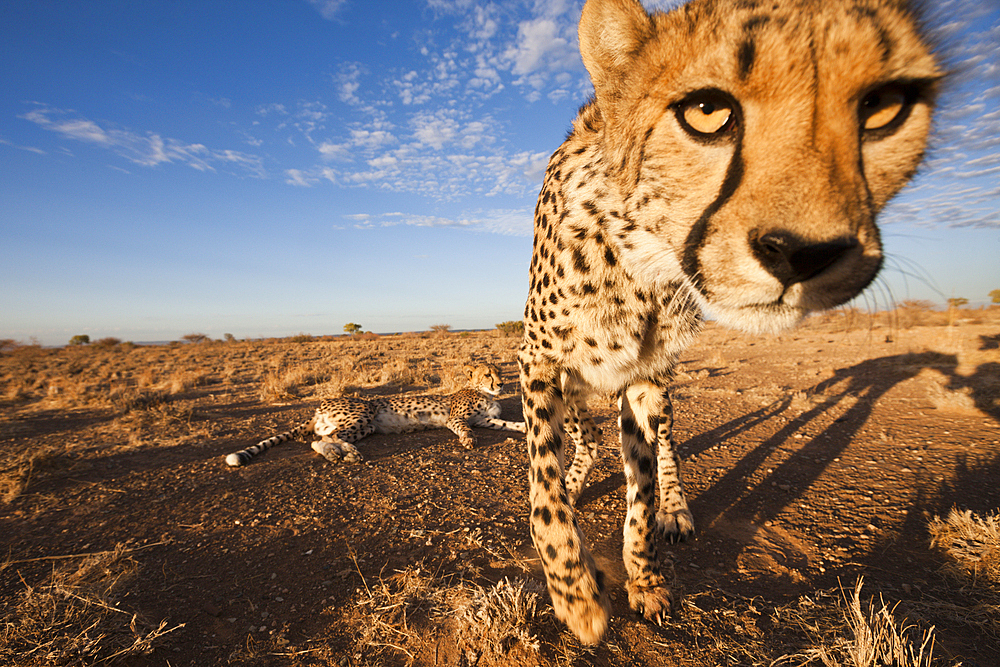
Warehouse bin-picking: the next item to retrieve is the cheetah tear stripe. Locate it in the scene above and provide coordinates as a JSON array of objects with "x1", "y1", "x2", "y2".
[{"x1": 519, "y1": 0, "x2": 940, "y2": 645}]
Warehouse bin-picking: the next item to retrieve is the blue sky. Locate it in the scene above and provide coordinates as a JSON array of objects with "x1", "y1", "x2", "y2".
[{"x1": 2, "y1": 0, "x2": 998, "y2": 345}]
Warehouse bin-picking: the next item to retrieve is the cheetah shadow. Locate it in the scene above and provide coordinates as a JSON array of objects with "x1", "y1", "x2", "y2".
[
  {"x1": 577, "y1": 348, "x2": 998, "y2": 600},
  {"x1": 683, "y1": 348, "x2": 1000, "y2": 531},
  {"x1": 560, "y1": 345, "x2": 997, "y2": 531},
  {"x1": 609, "y1": 346, "x2": 998, "y2": 660}
]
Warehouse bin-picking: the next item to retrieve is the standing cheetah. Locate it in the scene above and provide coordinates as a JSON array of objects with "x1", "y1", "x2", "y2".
[
  {"x1": 519, "y1": 0, "x2": 941, "y2": 644},
  {"x1": 225, "y1": 363, "x2": 524, "y2": 466}
]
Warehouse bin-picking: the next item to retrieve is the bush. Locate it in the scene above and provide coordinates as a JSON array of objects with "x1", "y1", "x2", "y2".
[
  {"x1": 430, "y1": 324, "x2": 452, "y2": 334},
  {"x1": 181, "y1": 333, "x2": 209, "y2": 344},
  {"x1": 68, "y1": 335, "x2": 90, "y2": 346},
  {"x1": 344, "y1": 323, "x2": 363, "y2": 335},
  {"x1": 894, "y1": 300, "x2": 937, "y2": 329},
  {"x1": 92, "y1": 337, "x2": 122, "y2": 349},
  {"x1": 495, "y1": 320, "x2": 524, "y2": 337}
]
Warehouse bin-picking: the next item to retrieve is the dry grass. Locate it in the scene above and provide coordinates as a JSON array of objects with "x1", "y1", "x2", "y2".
[
  {"x1": 339, "y1": 561, "x2": 577, "y2": 667},
  {"x1": 773, "y1": 508, "x2": 1000, "y2": 667},
  {"x1": 0, "y1": 544, "x2": 184, "y2": 664},
  {"x1": 773, "y1": 579, "x2": 951, "y2": 667},
  {"x1": 347, "y1": 563, "x2": 450, "y2": 666},
  {"x1": 0, "y1": 331, "x2": 521, "y2": 510},
  {"x1": 456, "y1": 577, "x2": 557, "y2": 666},
  {"x1": 929, "y1": 508, "x2": 1000, "y2": 586},
  {"x1": 0, "y1": 445, "x2": 59, "y2": 504}
]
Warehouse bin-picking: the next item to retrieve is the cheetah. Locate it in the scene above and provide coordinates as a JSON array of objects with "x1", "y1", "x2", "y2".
[
  {"x1": 519, "y1": 0, "x2": 941, "y2": 644},
  {"x1": 225, "y1": 363, "x2": 525, "y2": 467}
]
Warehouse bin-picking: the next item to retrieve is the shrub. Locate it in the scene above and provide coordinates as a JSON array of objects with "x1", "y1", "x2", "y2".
[
  {"x1": 344, "y1": 323, "x2": 363, "y2": 335},
  {"x1": 181, "y1": 333, "x2": 209, "y2": 344},
  {"x1": 495, "y1": 320, "x2": 524, "y2": 337},
  {"x1": 92, "y1": 337, "x2": 122, "y2": 349},
  {"x1": 430, "y1": 324, "x2": 452, "y2": 334},
  {"x1": 68, "y1": 334, "x2": 90, "y2": 346},
  {"x1": 895, "y1": 300, "x2": 937, "y2": 329}
]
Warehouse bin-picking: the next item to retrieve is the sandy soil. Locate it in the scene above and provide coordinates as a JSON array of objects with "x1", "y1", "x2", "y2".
[{"x1": 1, "y1": 317, "x2": 998, "y2": 666}]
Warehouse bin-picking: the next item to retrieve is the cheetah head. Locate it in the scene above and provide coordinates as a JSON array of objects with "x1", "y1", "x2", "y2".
[
  {"x1": 464, "y1": 363, "x2": 504, "y2": 396},
  {"x1": 578, "y1": 0, "x2": 941, "y2": 333}
]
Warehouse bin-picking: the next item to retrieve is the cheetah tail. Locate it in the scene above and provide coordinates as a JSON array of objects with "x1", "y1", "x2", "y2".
[{"x1": 224, "y1": 420, "x2": 315, "y2": 467}]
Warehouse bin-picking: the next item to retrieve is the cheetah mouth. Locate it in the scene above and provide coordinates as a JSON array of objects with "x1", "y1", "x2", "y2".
[{"x1": 704, "y1": 299, "x2": 808, "y2": 334}]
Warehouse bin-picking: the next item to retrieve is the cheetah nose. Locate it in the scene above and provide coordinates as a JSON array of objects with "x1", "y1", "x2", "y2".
[{"x1": 749, "y1": 230, "x2": 858, "y2": 287}]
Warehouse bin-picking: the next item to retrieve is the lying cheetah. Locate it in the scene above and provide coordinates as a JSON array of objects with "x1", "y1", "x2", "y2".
[
  {"x1": 519, "y1": 0, "x2": 941, "y2": 644},
  {"x1": 225, "y1": 363, "x2": 525, "y2": 467}
]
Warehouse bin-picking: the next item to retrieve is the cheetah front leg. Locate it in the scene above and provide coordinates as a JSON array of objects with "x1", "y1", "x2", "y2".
[
  {"x1": 562, "y1": 376, "x2": 600, "y2": 507},
  {"x1": 310, "y1": 422, "x2": 373, "y2": 464},
  {"x1": 653, "y1": 390, "x2": 694, "y2": 542},
  {"x1": 472, "y1": 415, "x2": 527, "y2": 433},
  {"x1": 520, "y1": 356, "x2": 610, "y2": 645},
  {"x1": 445, "y1": 415, "x2": 477, "y2": 448},
  {"x1": 618, "y1": 381, "x2": 685, "y2": 624}
]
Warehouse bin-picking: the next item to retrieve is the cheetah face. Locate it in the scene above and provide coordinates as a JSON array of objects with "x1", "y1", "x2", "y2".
[
  {"x1": 579, "y1": 0, "x2": 940, "y2": 333},
  {"x1": 464, "y1": 363, "x2": 504, "y2": 396}
]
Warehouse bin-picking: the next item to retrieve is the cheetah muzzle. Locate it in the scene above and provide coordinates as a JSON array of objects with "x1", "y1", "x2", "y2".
[{"x1": 518, "y1": 0, "x2": 940, "y2": 645}]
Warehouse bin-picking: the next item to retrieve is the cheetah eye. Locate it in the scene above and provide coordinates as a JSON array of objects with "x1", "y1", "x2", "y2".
[
  {"x1": 860, "y1": 84, "x2": 909, "y2": 132},
  {"x1": 676, "y1": 92, "x2": 737, "y2": 139}
]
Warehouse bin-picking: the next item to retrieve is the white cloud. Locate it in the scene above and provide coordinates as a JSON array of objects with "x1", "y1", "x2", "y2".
[
  {"x1": 306, "y1": 0, "x2": 347, "y2": 21},
  {"x1": 22, "y1": 104, "x2": 266, "y2": 177},
  {"x1": 345, "y1": 208, "x2": 533, "y2": 235},
  {"x1": 0, "y1": 137, "x2": 46, "y2": 155},
  {"x1": 411, "y1": 110, "x2": 461, "y2": 149},
  {"x1": 333, "y1": 63, "x2": 364, "y2": 105},
  {"x1": 285, "y1": 168, "x2": 316, "y2": 186}
]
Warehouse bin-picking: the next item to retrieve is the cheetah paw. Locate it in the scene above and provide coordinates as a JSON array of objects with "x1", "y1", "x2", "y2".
[
  {"x1": 655, "y1": 508, "x2": 695, "y2": 544},
  {"x1": 311, "y1": 441, "x2": 363, "y2": 464},
  {"x1": 341, "y1": 447, "x2": 363, "y2": 463},
  {"x1": 459, "y1": 435, "x2": 477, "y2": 449},
  {"x1": 626, "y1": 580, "x2": 675, "y2": 627},
  {"x1": 550, "y1": 575, "x2": 611, "y2": 645},
  {"x1": 312, "y1": 441, "x2": 343, "y2": 462}
]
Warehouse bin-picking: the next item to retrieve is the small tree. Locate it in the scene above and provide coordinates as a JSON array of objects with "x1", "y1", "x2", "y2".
[
  {"x1": 430, "y1": 324, "x2": 452, "y2": 335},
  {"x1": 182, "y1": 333, "x2": 209, "y2": 344},
  {"x1": 990, "y1": 289, "x2": 1000, "y2": 305},
  {"x1": 223, "y1": 333, "x2": 236, "y2": 342},
  {"x1": 68, "y1": 334, "x2": 90, "y2": 346},
  {"x1": 344, "y1": 323, "x2": 363, "y2": 335},
  {"x1": 495, "y1": 320, "x2": 524, "y2": 337}
]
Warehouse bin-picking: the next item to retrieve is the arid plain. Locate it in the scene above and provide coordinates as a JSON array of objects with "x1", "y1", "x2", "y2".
[{"x1": 2, "y1": 307, "x2": 998, "y2": 666}]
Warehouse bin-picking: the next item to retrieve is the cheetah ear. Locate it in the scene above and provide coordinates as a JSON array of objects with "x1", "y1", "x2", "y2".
[
  {"x1": 579, "y1": 0, "x2": 653, "y2": 110},
  {"x1": 464, "y1": 365, "x2": 475, "y2": 379}
]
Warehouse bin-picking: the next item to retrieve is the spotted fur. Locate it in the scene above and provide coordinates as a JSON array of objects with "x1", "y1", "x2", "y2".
[
  {"x1": 225, "y1": 363, "x2": 525, "y2": 467},
  {"x1": 519, "y1": 0, "x2": 941, "y2": 644}
]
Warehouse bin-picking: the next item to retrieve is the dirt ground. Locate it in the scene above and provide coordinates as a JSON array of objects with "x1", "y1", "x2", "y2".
[{"x1": 1, "y1": 314, "x2": 998, "y2": 666}]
